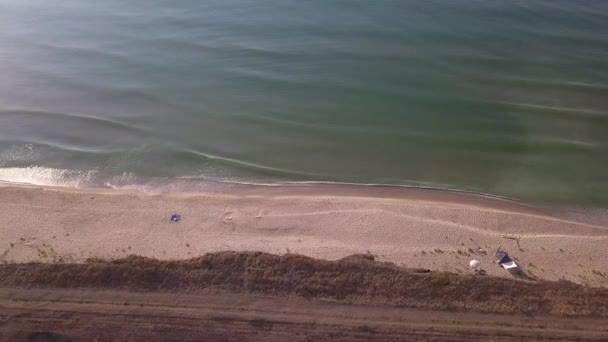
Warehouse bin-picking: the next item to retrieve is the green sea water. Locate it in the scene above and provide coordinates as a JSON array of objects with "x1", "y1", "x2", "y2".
[{"x1": 1, "y1": 0, "x2": 607, "y2": 205}]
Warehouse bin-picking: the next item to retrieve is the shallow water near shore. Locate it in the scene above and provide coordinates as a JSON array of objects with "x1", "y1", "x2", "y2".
[{"x1": 1, "y1": 1, "x2": 608, "y2": 205}]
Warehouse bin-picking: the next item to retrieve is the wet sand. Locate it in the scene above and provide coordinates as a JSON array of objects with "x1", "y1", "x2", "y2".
[{"x1": 1, "y1": 184, "x2": 607, "y2": 286}]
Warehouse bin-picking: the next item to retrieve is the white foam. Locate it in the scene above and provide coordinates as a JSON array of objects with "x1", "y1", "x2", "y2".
[
  {"x1": 103, "y1": 172, "x2": 150, "y2": 192},
  {"x1": 0, "y1": 166, "x2": 98, "y2": 188},
  {"x1": 0, "y1": 144, "x2": 41, "y2": 167}
]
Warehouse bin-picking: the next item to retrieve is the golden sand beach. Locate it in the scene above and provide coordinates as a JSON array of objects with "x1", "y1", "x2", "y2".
[{"x1": 1, "y1": 183, "x2": 607, "y2": 286}]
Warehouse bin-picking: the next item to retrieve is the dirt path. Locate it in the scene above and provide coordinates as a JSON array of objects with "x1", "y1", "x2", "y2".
[{"x1": 1, "y1": 287, "x2": 607, "y2": 341}]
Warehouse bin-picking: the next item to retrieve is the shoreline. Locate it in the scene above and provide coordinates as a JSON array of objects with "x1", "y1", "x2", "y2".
[
  {"x1": 0, "y1": 178, "x2": 564, "y2": 216},
  {"x1": 2, "y1": 178, "x2": 606, "y2": 228},
  {"x1": 1, "y1": 182, "x2": 607, "y2": 287},
  {"x1": 2, "y1": 165, "x2": 605, "y2": 210}
]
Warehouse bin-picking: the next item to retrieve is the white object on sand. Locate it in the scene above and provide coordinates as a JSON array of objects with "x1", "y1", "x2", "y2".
[
  {"x1": 501, "y1": 260, "x2": 518, "y2": 269},
  {"x1": 469, "y1": 259, "x2": 481, "y2": 269}
]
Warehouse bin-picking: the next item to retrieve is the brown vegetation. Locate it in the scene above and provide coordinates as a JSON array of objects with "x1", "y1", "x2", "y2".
[{"x1": 0, "y1": 251, "x2": 607, "y2": 317}]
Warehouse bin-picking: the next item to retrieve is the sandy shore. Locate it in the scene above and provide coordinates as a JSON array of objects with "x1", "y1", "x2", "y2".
[{"x1": 1, "y1": 184, "x2": 607, "y2": 286}]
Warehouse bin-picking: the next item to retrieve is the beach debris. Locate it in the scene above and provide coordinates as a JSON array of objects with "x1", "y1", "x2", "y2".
[
  {"x1": 170, "y1": 214, "x2": 182, "y2": 222},
  {"x1": 502, "y1": 235, "x2": 522, "y2": 250},
  {"x1": 495, "y1": 250, "x2": 517, "y2": 269},
  {"x1": 469, "y1": 259, "x2": 486, "y2": 275},
  {"x1": 495, "y1": 248, "x2": 531, "y2": 280}
]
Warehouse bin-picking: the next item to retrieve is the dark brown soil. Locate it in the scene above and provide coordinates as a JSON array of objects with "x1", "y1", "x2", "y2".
[
  {"x1": 1, "y1": 251, "x2": 607, "y2": 317},
  {"x1": 3, "y1": 288, "x2": 607, "y2": 341}
]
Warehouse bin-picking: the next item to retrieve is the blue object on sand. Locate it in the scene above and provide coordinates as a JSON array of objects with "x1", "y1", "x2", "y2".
[{"x1": 171, "y1": 214, "x2": 182, "y2": 222}]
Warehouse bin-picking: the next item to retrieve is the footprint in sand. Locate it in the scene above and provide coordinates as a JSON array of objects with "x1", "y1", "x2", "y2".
[
  {"x1": 22, "y1": 237, "x2": 37, "y2": 246},
  {"x1": 222, "y1": 210, "x2": 234, "y2": 223}
]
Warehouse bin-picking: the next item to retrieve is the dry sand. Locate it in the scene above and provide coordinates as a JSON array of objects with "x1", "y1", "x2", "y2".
[{"x1": 1, "y1": 183, "x2": 607, "y2": 286}]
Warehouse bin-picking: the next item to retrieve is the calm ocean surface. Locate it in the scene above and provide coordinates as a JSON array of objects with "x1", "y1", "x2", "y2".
[{"x1": 1, "y1": 0, "x2": 608, "y2": 205}]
